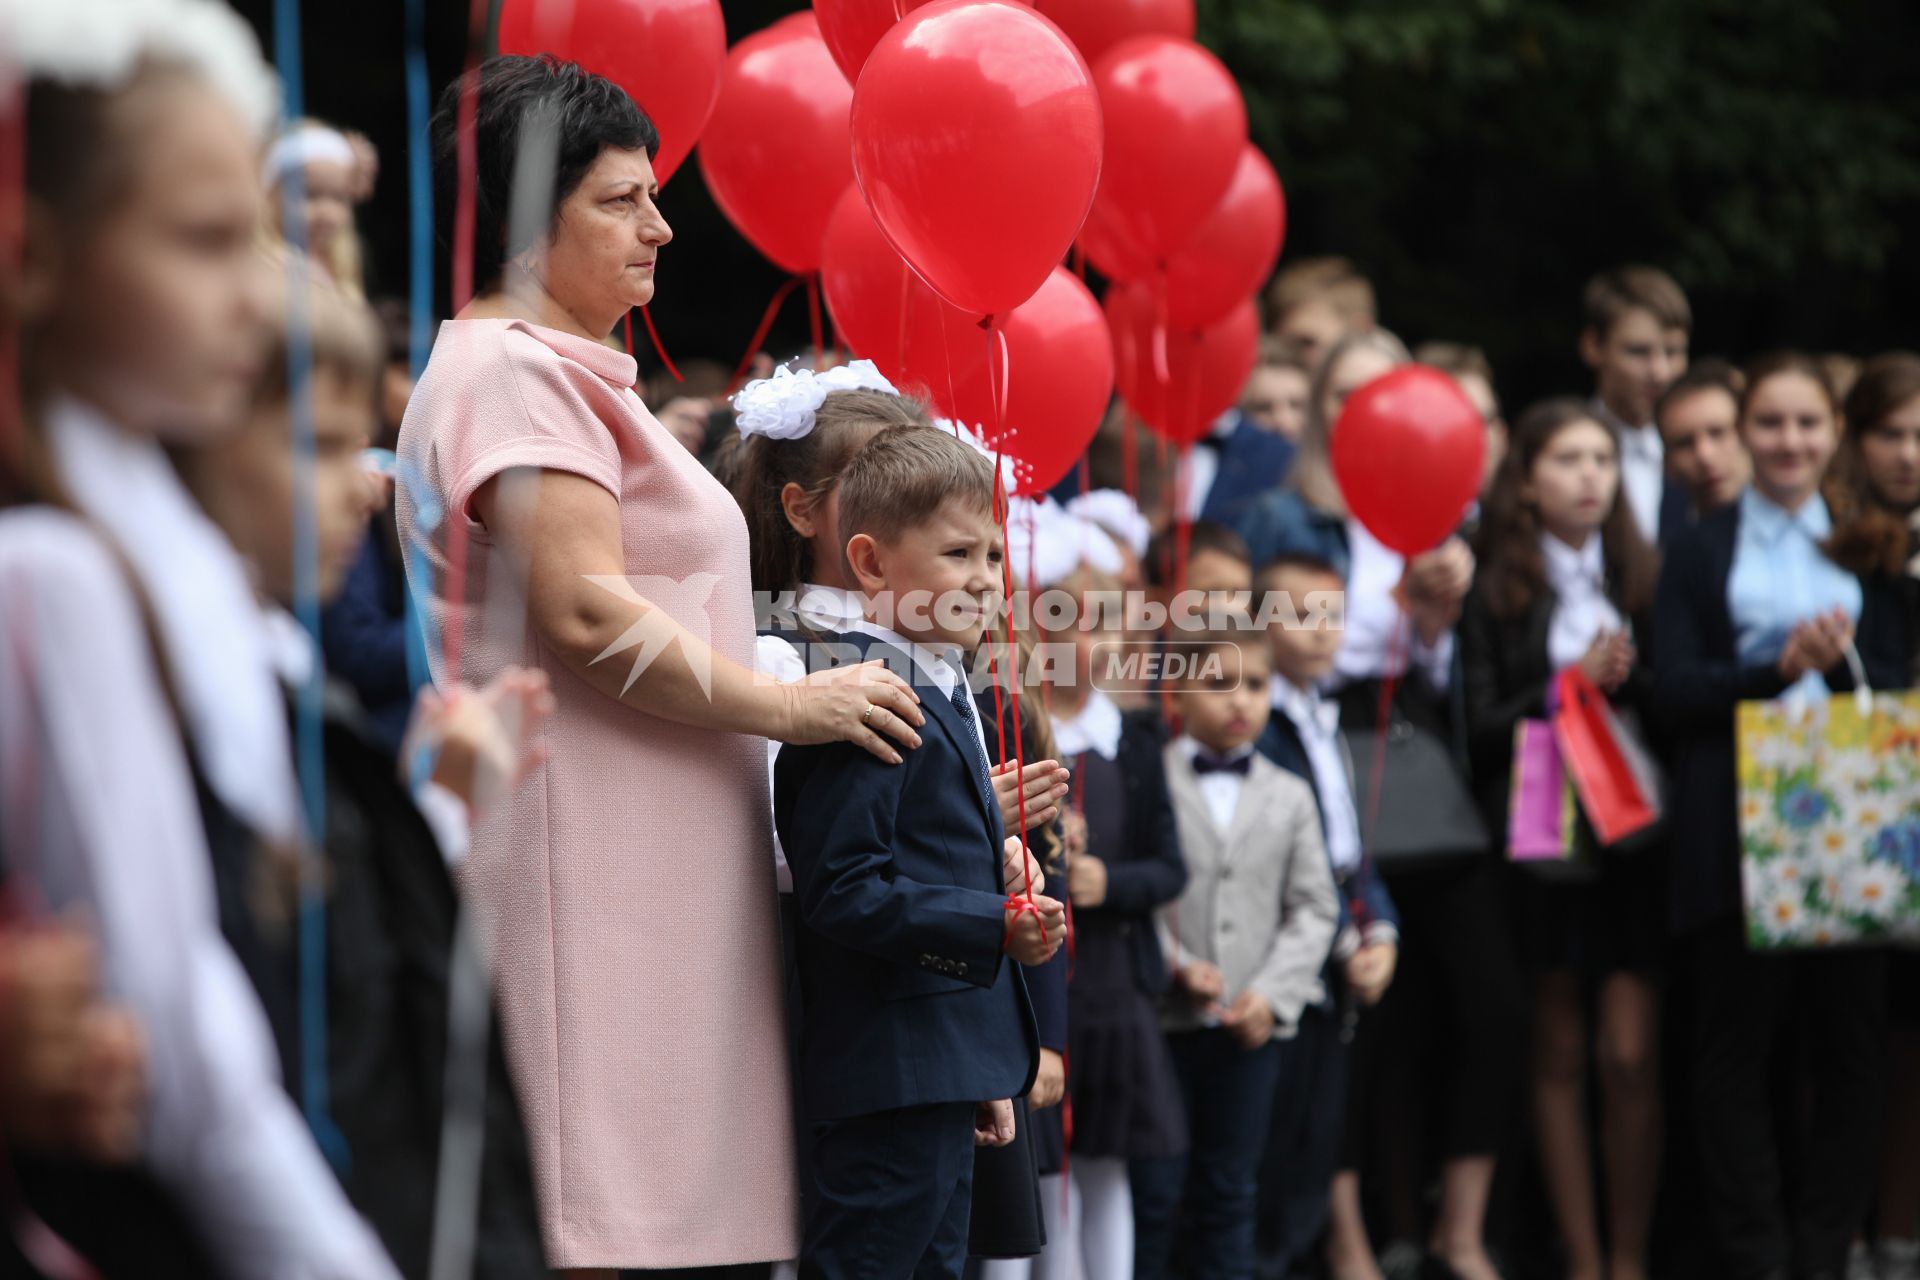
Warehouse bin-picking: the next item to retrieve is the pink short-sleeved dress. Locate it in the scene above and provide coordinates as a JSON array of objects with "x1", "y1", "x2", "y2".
[{"x1": 396, "y1": 318, "x2": 797, "y2": 1269}]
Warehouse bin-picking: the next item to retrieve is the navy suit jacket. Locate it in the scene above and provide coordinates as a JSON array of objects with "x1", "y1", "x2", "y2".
[
  {"x1": 774, "y1": 629, "x2": 1039, "y2": 1122},
  {"x1": 1654, "y1": 501, "x2": 1906, "y2": 934},
  {"x1": 1257, "y1": 713, "x2": 1399, "y2": 938},
  {"x1": 1199, "y1": 413, "x2": 1297, "y2": 528}
]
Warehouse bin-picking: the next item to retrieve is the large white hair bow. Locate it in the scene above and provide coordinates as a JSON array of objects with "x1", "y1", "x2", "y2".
[
  {"x1": 9, "y1": 0, "x2": 280, "y2": 136},
  {"x1": 731, "y1": 359, "x2": 900, "y2": 442}
]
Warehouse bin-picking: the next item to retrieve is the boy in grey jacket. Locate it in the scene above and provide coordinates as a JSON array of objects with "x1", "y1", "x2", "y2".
[{"x1": 1133, "y1": 635, "x2": 1340, "y2": 1280}]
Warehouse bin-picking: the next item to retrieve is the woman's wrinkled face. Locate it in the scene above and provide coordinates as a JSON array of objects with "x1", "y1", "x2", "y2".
[
  {"x1": 533, "y1": 146, "x2": 672, "y2": 334},
  {"x1": 28, "y1": 74, "x2": 268, "y2": 440}
]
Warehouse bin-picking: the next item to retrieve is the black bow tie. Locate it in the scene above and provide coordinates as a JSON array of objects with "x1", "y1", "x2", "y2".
[{"x1": 1193, "y1": 751, "x2": 1252, "y2": 777}]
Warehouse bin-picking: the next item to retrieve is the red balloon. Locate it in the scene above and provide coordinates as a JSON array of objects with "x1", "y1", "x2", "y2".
[
  {"x1": 498, "y1": 0, "x2": 725, "y2": 187},
  {"x1": 698, "y1": 17, "x2": 852, "y2": 275},
  {"x1": 820, "y1": 183, "x2": 921, "y2": 368},
  {"x1": 813, "y1": 0, "x2": 1032, "y2": 84},
  {"x1": 1330, "y1": 365, "x2": 1487, "y2": 556},
  {"x1": 1084, "y1": 36, "x2": 1245, "y2": 270},
  {"x1": 919, "y1": 271, "x2": 1115, "y2": 496},
  {"x1": 1036, "y1": 0, "x2": 1194, "y2": 71},
  {"x1": 820, "y1": 193, "x2": 1112, "y2": 496},
  {"x1": 1107, "y1": 281, "x2": 1258, "y2": 445},
  {"x1": 1164, "y1": 145, "x2": 1285, "y2": 328},
  {"x1": 852, "y1": 0, "x2": 1103, "y2": 319}
]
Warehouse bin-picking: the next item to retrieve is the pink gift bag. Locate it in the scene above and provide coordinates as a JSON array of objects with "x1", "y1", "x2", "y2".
[{"x1": 1508, "y1": 719, "x2": 1577, "y2": 862}]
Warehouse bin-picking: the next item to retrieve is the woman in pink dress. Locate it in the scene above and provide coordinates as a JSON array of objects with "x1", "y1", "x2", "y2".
[{"x1": 398, "y1": 57, "x2": 925, "y2": 1277}]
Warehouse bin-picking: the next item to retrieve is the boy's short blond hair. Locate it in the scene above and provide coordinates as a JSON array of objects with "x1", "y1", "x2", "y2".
[
  {"x1": 1581, "y1": 265, "x2": 1691, "y2": 340},
  {"x1": 254, "y1": 249, "x2": 383, "y2": 406},
  {"x1": 1264, "y1": 256, "x2": 1376, "y2": 329},
  {"x1": 836, "y1": 424, "x2": 998, "y2": 550}
]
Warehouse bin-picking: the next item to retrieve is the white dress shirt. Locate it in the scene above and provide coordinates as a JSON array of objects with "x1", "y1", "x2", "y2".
[
  {"x1": 1270, "y1": 676, "x2": 1362, "y2": 875},
  {"x1": 1332, "y1": 518, "x2": 1454, "y2": 691},
  {"x1": 1175, "y1": 735, "x2": 1257, "y2": 834},
  {"x1": 847, "y1": 618, "x2": 993, "y2": 769},
  {"x1": 1593, "y1": 396, "x2": 1665, "y2": 545},
  {"x1": 1542, "y1": 532, "x2": 1624, "y2": 671},
  {"x1": 755, "y1": 585, "x2": 865, "y2": 892}
]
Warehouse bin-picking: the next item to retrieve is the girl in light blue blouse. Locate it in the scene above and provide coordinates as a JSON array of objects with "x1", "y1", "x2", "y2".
[{"x1": 1654, "y1": 351, "x2": 1893, "y2": 1280}]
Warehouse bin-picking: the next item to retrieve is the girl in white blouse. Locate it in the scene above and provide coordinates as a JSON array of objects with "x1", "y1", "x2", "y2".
[{"x1": 1461, "y1": 398, "x2": 1662, "y2": 1280}]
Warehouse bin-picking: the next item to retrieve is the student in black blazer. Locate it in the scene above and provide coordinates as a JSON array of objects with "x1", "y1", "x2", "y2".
[
  {"x1": 1654, "y1": 353, "x2": 1893, "y2": 1280},
  {"x1": 1460, "y1": 398, "x2": 1664, "y2": 1280},
  {"x1": 775, "y1": 428, "x2": 1065, "y2": 1279}
]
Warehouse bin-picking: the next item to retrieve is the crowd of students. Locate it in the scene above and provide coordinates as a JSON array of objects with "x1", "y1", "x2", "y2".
[{"x1": 3, "y1": 6, "x2": 1920, "y2": 1280}]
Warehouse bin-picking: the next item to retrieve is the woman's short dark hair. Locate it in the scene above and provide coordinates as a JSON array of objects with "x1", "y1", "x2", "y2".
[{"x1": 432, "y1": 55, "x2": 659, "y2": 295}]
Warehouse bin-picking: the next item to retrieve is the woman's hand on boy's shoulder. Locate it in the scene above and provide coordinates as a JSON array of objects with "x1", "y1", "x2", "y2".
[{"x1": 782, "y1": 660, "x2": 924, "y2": 762}]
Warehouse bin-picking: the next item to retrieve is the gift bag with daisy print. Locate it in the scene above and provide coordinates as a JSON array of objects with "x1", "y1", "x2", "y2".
[{"x1": 1737, "y1": 652, "x2": 1920, "y2": 949}]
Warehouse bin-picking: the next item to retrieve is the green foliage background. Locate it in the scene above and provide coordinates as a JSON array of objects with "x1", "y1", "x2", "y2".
[{"x1": 1199, "y1": 0, "x2": 1920, "y2": 401}]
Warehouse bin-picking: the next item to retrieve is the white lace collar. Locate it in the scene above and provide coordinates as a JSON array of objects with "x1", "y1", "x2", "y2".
[{"x1": 50, "y1": 398, "x2": 302, "y2": 841}]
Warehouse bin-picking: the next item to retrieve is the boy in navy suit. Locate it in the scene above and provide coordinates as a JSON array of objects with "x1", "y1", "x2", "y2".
[
  {"x1": 1250, "y1": 554, "x2": 1401, "y2": 1278},
  {"x1": 774, "y1": 425, "x2": 1066, "y2": 1280}
]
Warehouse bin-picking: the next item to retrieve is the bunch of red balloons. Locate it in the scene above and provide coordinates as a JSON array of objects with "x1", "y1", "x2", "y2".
[{"x1": 495, "y1": 0, "x2": 1301, "y2": 497}]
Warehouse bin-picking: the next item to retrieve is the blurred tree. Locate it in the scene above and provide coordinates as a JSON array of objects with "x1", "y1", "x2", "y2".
[{"x1": 1202, "y1": 0, "x2": 1920, "y2": 400}]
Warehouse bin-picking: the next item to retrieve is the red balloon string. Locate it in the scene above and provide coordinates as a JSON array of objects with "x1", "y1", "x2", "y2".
[
  {"x1": 990, "y1": 324, "x2": 1012, "y2": 428},
  {"x1": 827, "y1": 308, "x2": 848, "y2": 368},
  {"x1": 983, "y1": 316, "x2": 1041, "y2": 945},
  {"x1": 440, "y1": 0, "x2": 489, "y2": 685},
  {"x1": 640, "y1": 304, "x2": 683, "y2": 383},
  {"x1": 937, "y1": 316, "x2": 961, "y2": 429},
  {"x1": 895, "y1": 261, "x2": 914, "y2": 372},
  {"x1": 448, "y1": 0, "x2": 487, "y2": 315},
  {"x1": 727, "y1": 275, "x2": 805, "y2": 393},
  {"x1": 806, "y1": 274, "x2": 825, "y2": 369}
]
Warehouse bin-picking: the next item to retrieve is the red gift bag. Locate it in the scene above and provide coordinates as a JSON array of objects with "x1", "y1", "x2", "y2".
[{"x1": 1553, "y1": 667, "x2": 1663, "y2": 848}]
